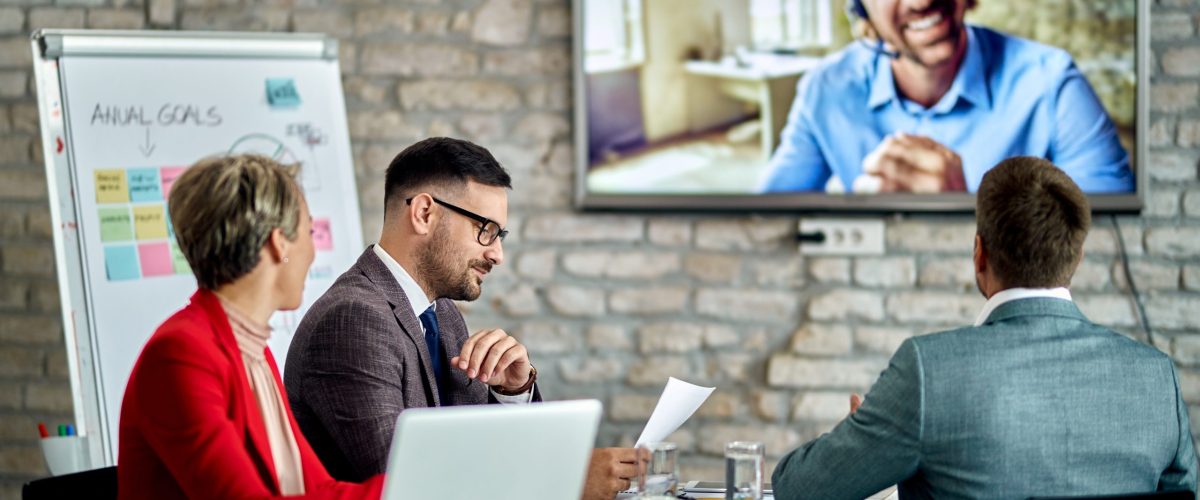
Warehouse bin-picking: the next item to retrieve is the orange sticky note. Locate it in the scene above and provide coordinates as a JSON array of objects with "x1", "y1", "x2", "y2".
[
  {"x1": 132, "y1": 205, "x2": 168, "y2": 240},
  {"x1": 95, "y1": 169, "x2": 129, "y2": 204}
]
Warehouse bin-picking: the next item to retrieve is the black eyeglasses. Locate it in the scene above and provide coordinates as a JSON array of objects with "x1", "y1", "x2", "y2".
[{"x1": 406, "y1": 196, "x2": 508, "y2": 246}]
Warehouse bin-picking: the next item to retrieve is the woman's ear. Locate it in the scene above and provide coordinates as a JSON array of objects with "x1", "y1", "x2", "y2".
[{"x1": 266, "y1": 227, "x2": 289, "y2": 264}]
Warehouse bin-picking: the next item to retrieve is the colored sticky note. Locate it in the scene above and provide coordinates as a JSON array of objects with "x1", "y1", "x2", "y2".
[
  {"x1": 132, "y1": 205, "x2": 168, "y2": 240},
  {"x1": 307, "y1": 264, "x2": 333, "y2": 280},
  {"x1": 98, "y1": 207, "x2": 133, "y2": 242},
  {"x1": 104, "y1": 245, "x2": 140, "y2": 281},
  {"x1": 312, "y1": 218, "x2": 332, "y2": 251},
  {"x1": 164, "y1": 203, "x2": 174, "y2": 239},
  {"x1": 95, "y1": 169, "x2": 129, "y2": 204},
  {"x1": 170, "y1": 242, "x2": 190, "y2": 275},
  {"x1": 127, "y1": 168, "x2": 163, "y2": 203},
  {"x1": 138, "y1": 242, "x2": 173, "y2": 277},
  {"x1": 266, "y1": 78, "x2": 301, "y2": 108},
  {"x1": 160, "y1": 167, "x2": 186, "y2": 198}
]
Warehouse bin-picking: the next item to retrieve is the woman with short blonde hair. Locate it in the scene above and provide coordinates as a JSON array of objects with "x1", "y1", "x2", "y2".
[{"x1": 118, "y1": 154, "x2": 384, "y2": 499}]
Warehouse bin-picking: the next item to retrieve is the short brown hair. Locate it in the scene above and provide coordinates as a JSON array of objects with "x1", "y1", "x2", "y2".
[
  {"x1": 976, "y1": 156, "x2": 1091, "y2": 288},
  {"x1": 168, "y1": 154, "x2": 302, "y2": 290},
  {"x1": 383, "y1": 137, "x2": 511, "y2": 214}
]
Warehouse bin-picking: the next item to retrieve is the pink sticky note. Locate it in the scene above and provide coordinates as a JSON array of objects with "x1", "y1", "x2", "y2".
[
  {"x1": 312, "y1": 218, "x2": 333, "y2": 251},
  {"x1": 160, "y1": 167, "x2": 186, "y2": 198},
  {"x1": 138, "y1": 242, "x2": 173, "y2": 277}
]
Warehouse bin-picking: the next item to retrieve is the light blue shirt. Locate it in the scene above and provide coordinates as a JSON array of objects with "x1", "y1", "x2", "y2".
[{"x1": 759, "y1": 25, "x2": 1134, "y2": 194}]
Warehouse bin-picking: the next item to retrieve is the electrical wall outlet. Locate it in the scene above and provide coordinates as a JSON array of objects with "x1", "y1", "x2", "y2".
[{"x1": 798, "y1": 218, "x2": 886, "y2": 255}]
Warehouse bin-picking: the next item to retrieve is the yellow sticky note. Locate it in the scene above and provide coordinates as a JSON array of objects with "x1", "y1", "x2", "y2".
[
  {"x1": 133, "y1": 205, "x2": 168, "y2": 240},
  {"x1": 95, "y1": 169, "x2": 129, "y2": 204}
]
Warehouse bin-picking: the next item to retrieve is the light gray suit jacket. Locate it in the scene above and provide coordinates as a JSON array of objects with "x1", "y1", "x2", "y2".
[
  {"x1": 772, "y1": 298, "x2": 1197, "y2": 499},
  {"x1": 285, "y1": 247, "x2": 508, "y2": 482}
]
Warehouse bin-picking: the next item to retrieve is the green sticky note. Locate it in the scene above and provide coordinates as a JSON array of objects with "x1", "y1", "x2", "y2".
[
  {"x1": 98, "y1": 207, "x2": 133, "y2": 242},
  {"x1": 170, "y1": 242, "x2": 190, "y2": 275}
]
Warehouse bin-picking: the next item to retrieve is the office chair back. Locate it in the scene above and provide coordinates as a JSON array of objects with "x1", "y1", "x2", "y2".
[{"x1": 22, "y1": 465, "x2": 117, "y2": 500}]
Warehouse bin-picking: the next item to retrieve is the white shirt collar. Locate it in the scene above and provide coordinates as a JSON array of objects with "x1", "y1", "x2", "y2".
[
  {"x1": 973, "y1": 287, "x2": 1072, "y2": 326},
  {"x1": 372, "y1": 244, "x2": 434, "y2": 321},
  {"x1": 374, "y1": 245, "x2": 532, "y2": 402}
]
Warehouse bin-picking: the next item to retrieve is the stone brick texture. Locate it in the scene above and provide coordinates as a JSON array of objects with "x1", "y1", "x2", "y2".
[{"x1": 1, "y1": 0, "x2": 1199, "y2": 487}]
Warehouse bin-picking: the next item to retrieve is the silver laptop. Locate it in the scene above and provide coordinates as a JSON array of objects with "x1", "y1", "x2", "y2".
[{"x1": 381, "y1": 399, "x2": 602, "y2": 500}]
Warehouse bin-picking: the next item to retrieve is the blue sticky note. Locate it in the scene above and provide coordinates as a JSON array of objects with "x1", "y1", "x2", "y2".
[
  {"x1": 104, "y1": 245, "x2": 140, "y2": 281},
  {"x1": 165, "y1": 203, "x2": 174, "y2": 239},
  {"x1": 127, "y1": 168, "x2": 163, "y2": 203},
  {"x1": 266, "y1": 78, "x2": 301, "y2": 108}
]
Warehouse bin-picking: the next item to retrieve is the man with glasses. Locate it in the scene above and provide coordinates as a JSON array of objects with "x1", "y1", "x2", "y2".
[{"x1": 285, "y1": 138, "x2": 639, "y2": 499}]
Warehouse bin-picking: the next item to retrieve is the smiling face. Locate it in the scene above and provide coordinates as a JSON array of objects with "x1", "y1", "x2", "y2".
[
  {"x1": 415, "y1": 181, "x2": 508, "y2": 301},
  {"x1": 865, "y1": 0, "x2": 970, "y2": 69}
]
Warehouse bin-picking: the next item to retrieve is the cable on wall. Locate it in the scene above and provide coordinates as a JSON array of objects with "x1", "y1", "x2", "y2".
[{"x1": 1111, "y1": 214, "x2": 1156, "y2": 348}]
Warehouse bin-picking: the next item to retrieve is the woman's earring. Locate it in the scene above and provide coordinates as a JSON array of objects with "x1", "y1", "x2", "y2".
[{"x1": 283, "y1": 256, "x2": 289, "y2": 264}]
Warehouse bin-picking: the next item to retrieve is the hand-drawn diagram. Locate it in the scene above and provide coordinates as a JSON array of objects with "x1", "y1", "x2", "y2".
[{"x1": 228, "y1": 124, "x2": 328, "y2": 192}]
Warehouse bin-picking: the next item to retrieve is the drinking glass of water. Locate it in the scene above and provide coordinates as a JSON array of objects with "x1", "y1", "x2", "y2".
[
  {"x1": 637, "y1": 442, "x2": 678, "y2": 498},
  {"x1": 725, "y1": 441, "x2": 764, "y2": 500}
]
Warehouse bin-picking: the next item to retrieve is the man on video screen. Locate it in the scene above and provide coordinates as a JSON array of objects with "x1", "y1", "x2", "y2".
[{"x1": 758, "y1": 0, "x2": 1135, "y2": 194}]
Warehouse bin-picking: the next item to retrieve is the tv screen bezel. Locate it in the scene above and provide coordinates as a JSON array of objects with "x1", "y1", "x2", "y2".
[{"x1": 571, "y1": 0, "x2": 1147, "y2": 214}]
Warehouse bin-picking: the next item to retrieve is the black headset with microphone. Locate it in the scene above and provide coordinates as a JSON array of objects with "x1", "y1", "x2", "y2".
[
  {"x1": 845, "y1": 0, "x2": 903, "y2": 59},
  {"x1": 846, "y1": 0, "x2": 870, "y2": 19}
]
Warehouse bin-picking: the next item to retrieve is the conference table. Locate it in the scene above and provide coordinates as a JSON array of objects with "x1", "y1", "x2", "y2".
[{"x1": 615, "y1": 484, "x2": 897, "y2": 499}]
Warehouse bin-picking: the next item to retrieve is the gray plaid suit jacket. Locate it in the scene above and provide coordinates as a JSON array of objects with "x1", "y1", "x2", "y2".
[
  {"x1": 772, "y1": 298, "x2": 1197, "y2": 500},
  {"x1": 285, "y1": 246, "x2": 531, "y2": 482}
]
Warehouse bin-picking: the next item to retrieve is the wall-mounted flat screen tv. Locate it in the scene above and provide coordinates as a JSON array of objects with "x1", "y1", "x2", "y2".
[{"x1": 573, "y1": 0, "x2": 1146, "y2": 212}]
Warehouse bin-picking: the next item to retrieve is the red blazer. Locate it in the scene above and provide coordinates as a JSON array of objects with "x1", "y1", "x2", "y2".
[{"x1": 118, "y1": 289, "x2": 384, "y2": 499}]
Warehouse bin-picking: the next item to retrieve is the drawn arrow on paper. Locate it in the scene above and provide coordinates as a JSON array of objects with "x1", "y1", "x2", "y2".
[{"x1": 138, "y1": 127, "x2": 156, "y2": 157}]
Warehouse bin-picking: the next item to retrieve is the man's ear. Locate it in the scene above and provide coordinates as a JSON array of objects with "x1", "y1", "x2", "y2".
[
  {"x1": 266, "y1": 227, "x2": 288, "y2": 264},
  {"x1": 973, "y1": 234, "x2": 987, "y2": 275},
  {"x1": 407, "y1": 193, "x2": 436, "y2": 236}
]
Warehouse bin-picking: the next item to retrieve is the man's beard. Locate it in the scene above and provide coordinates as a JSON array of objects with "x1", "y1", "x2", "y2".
[
  {"x1": 896, "y1": 0, "x2": 964, "y2": 69},
  {"x1": 416, "y1": 226, "x2": 491, "y2": 301}
]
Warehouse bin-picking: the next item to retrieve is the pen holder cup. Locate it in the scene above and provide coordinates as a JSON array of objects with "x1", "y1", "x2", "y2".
[{"x1": 40, "y1": 435, "x2": 89, "y2": 476}]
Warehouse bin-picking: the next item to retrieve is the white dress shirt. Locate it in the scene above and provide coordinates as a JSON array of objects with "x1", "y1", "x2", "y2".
[
  {"x1": 973, "y1": 287, "x2": 1074, "y2": 327},
  {"x1": 372, "y1": 244, "x2": 532, "y2": 403}
]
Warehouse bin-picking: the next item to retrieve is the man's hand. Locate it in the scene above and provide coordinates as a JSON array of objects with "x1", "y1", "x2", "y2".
[
  {"x1": 860, "y1": 133, "x2": 966, "y2": 193},
  {"x1": 581, "y1": 448, "x2": 639, "y2": 500},
  {"x1": 450, "y1": 328, "x2": 531, "y2": 391},
  {"x1": 849, "y1": 393, "x2": 863, "y2": 416}
]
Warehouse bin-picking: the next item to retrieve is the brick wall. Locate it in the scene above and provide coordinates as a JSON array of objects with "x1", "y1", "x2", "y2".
[{"x1": 1, "y1": 0, "x2": 1199, "y2": 494}]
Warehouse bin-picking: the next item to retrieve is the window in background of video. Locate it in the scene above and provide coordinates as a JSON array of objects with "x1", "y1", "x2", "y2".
[
  {"x1": 750, "y1": 0, "x2": 834, "y2": 51},
  {"x1": 584, "y1": 0, "x2": 645, "y2": 73}
]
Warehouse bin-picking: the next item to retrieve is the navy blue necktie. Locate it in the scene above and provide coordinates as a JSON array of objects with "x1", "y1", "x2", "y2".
[{"x1": 418, "y1": 306, "x2": 450, "y2": 403}]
